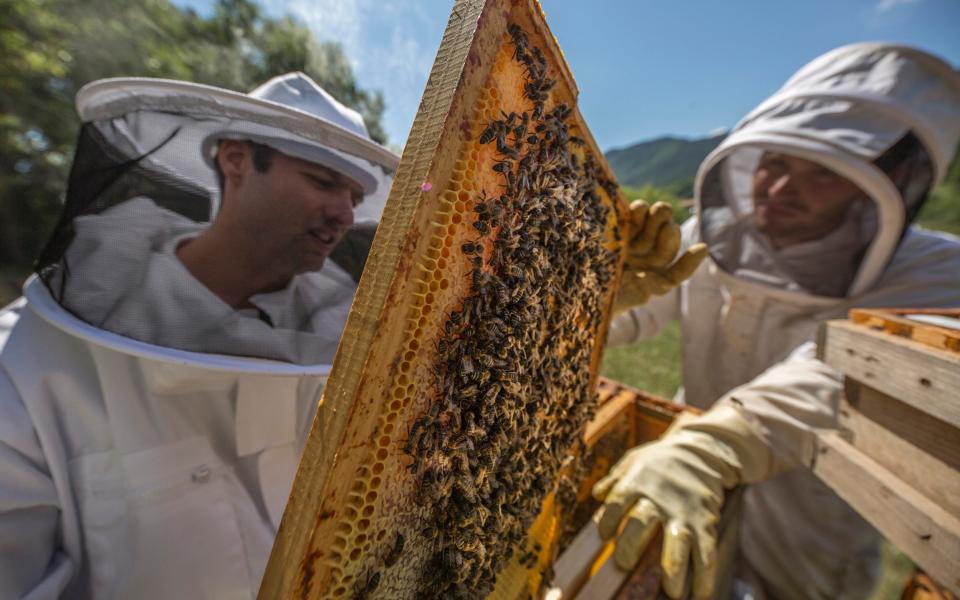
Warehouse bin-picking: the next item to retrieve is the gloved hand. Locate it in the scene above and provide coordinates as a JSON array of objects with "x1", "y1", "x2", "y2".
[
  {"x1": 591, "y1": 405, "x2": 773, "y2": 599},
  {"x1": 613, "y1": 200, "x2": 708, "y2": 315}
]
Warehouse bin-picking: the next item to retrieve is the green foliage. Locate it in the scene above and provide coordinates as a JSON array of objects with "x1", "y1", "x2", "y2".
[
  {"x1": 620, "y1": 185, "x2": 692, "y2": 224},
  {"x1": 916, "y1": 150, "x2": 960, "y2": 236},
  {"x1": 0, "y1": 0, "x2": 388, "y2": 283}
]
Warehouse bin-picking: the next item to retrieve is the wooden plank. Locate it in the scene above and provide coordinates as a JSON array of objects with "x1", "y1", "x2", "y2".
[
  {"x1": 819, "y1": 320, "x2": 960, "y2": 428},
  {"x1": 575, "y1": 553, "x2": 633, "y2": 600},
  {"x1": 843, "y1": 382, "x2": 960, "y2": 516},
  {"x1": 813, "y1": 432, "x2": 960, "y2": 594},
  {"x1": 546, "y1": 514, "x2": 608, "y2": 599},
  {"x1": 849, "y1": 308, "x2": 960, "y2": 353}
]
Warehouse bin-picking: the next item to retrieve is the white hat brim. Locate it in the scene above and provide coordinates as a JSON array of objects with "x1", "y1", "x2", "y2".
[{"x1": 76, "y1": 77, "x2": 400, "y2": 174}]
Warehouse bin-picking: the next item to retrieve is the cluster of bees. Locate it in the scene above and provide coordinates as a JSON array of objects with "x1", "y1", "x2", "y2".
[{"x1": 392, "y1": 24, "x2": 620, "y2": 600}]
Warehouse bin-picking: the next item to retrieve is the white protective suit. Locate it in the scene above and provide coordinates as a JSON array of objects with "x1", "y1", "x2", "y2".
[
  {"x1": 608, "y1": 43, "x2": 960, "y2": 600},
  {"x1": 0, "y1": 73, "x2": 398, "y2": 599}
]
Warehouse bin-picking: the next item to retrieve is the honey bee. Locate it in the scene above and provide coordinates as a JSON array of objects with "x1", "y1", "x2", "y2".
[
  {"x1": 354, "y1": 571, "x2": 380, "y2": 600},
  {"x1": 383, "y1": 532, "x2": 405, "y2": 567}
]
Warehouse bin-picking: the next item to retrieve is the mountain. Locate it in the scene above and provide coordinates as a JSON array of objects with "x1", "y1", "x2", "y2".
[{"x1": 605, "y1": 134, "x2": 725, "y2": 195}]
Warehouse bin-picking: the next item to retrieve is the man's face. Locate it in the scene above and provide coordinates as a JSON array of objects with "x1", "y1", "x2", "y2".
[
  {"x1": 752, "y1": 152, "x2": 866, "y2": 247},
  {"x1": 227, "y1": 145, "x2": 364, "y2": 276}
]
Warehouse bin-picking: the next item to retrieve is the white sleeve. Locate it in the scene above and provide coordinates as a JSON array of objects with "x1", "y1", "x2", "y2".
[
  {"x1": 716, "y1": 341, "x2": 842, "y2": 474},
  {"x1": 0, "y1": 368, "x2": 74, "y2": 599}
]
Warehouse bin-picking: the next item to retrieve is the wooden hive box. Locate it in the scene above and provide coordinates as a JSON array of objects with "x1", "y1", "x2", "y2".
[
  {"x1": 259, "y1": 1, "x2": 631, "y2": 598},
  {"x1": 816, "y1": 309, "x2": 960, "y2": 595}
]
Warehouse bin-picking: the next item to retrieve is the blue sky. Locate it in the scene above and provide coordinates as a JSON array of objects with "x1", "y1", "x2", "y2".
[{"x1": 179, "y1": 0, "x2": 960, "y2": 152}]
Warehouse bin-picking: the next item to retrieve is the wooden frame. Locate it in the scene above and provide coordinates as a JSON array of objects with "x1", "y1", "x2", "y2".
[{"x1": 259, "y1": 1, "x2": 629, "y2": 598}]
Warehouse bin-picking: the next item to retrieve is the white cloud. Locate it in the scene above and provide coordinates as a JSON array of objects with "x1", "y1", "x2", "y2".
[
  {"x1": 708, "y1": 126, "x2": 728, "y2": 137},
  {"x1": 875, "y1": 0, "x2": 923, "y2": 13}
]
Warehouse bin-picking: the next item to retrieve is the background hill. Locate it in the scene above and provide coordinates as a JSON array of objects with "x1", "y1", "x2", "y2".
[{"x1": 605, "y1": 134, "x2": 724, "y2": 197}]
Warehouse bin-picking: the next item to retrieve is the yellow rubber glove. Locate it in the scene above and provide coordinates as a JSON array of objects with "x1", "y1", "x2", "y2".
[
  {"x1": 591, "y1": 405, "x2": 773, "y2": 599},
  {"x1": 613, "y1": 200, "x2": 708, "y2": 315}
]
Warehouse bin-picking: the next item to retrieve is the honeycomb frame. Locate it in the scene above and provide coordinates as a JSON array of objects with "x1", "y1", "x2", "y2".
[{"x1": 259, "y1": 2, "x2": 630, "y2": 598}]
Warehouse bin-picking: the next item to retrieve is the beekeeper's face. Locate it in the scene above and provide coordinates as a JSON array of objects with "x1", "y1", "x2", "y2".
[
  {"x1": 752, "y1": 152, "x2": 866, "y2": 248},
  {"x1": 218, "y1": 140, "x2": 362, "y2": 275}
]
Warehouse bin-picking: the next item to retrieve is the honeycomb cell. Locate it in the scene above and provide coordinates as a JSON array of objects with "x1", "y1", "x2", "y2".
[
  {"x1": 389, "y1": 400, "x2": 402, "y2": 411},
  {"x1": 375, "y1": 449, "x2": 388, "y2": 462},
  {"x1": 370, "y1": 476, "x2": 382, "y2": 488},
  {"x1": 372, "y1": 460, "x2": 386, "y2": 473},
  {"x1": 454, "y1": 200, "x2": 467, "y2": 212},
  {"x1": 439, "y1": 279, "x2": 450, "y2": 290},
  {"x1": 404, "y1": 350, "x2": 416, "y2": 362},
  {"x1": 377, "y1": 529, "x2": 387, "y2": 542},
  {"x1": 349, "y1": 548, "x2": 362, "y2": 561},
  {"x1": 378, "y1": 436, "x2": 390, "y2": 448},
  {"x1": 331, "y1": 586, "x2": 347, "y2": 597}
]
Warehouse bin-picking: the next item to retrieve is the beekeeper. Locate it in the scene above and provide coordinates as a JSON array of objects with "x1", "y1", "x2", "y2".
[
  {"x1": 0, "y1": 72, "x2": 398, "y2": 598},
  {"x1": 602, "y1": 43, "x2": 960, "y2": 600}
]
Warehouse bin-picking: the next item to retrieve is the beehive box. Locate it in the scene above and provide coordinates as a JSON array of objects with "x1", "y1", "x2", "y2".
[
  {"x1": 259, "y1": 1, "x2": 629, "y2": 598},
  {"x1": 816, "y1": 310, "x2": 960, "y2": 595}
]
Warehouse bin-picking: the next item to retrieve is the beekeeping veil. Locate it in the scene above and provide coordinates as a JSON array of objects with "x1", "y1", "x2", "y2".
[
  {"x1": 33, "y1": 72, "x2": 399, "y2": 364},
  {"x1": 696, "y1": 43, "x2": 960, "y2": 298}
]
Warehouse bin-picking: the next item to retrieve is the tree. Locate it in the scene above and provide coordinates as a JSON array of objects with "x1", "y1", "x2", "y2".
[{"x1": 0, "y1": 0, "x2": 389, "y2": 291}]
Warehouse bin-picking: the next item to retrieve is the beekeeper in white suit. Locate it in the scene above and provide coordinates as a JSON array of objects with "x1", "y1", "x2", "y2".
[
  {"x1": 601, "y1": 44, "x2": 960, "y2": 599},
  {"x1": 0, "y1": 72, "x2": 397, "y2": 598}
]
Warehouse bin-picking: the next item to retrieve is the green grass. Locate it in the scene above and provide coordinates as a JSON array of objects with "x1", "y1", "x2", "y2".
[{"x1": 600, "y1": 320, "x2": 682, "y2": 398}]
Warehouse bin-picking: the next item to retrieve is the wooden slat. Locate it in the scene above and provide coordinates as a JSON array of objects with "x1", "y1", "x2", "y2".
[
  {"x1": 258, "y1": 2, "x2": 494, "y2": 596},
  {"x1": 849, "y1": 308, "x2": 960, "y2": 353},
  {"x1": 842, "y1": 382, "x2": 960, "y2": 516},
  {"x1": 819, "y1": 320, "x2": 960, "y2": 428},
  {"x1": 813, "y1": 432, "x2": 960, "y2": 595},
  {"x1": 546, "y1": 514, "x2": 607, "y2": 599}
]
